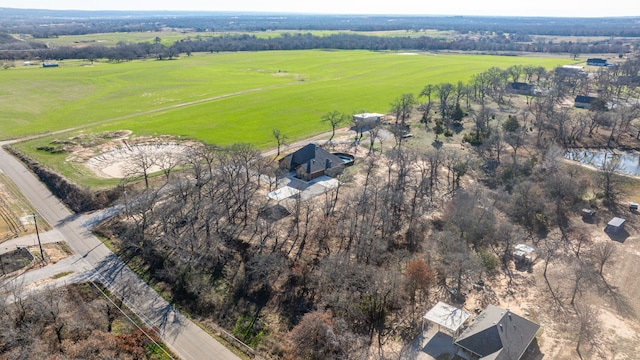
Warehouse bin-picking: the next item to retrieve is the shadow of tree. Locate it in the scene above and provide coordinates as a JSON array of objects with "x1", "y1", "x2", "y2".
[{"x1": 595, "y1": 275, "x2": 637, "y2": 320}]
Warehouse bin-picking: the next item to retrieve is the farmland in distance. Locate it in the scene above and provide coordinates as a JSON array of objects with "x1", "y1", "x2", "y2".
[{"x1": 2, "y1": 50, "x2": 571, "y2": 147}]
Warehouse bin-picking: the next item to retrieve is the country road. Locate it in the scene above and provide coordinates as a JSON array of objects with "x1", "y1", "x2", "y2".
[{"x1": 0, "y1": 142, "x2": 240, "y2": 360}]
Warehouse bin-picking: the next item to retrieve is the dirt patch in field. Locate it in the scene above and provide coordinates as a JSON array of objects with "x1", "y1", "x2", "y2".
[
  {"x1": 0, "y1": 174, "x2": 43, "y2": 242},
  {"x1": 83, "y1": 142, "x2": 190, "y2": 178},
  {"x1": 37, "y1": 131, "x2": 194, "y2": 179}
]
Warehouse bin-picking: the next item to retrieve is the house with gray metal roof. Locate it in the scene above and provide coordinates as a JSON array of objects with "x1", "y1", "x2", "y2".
[{"x1": 454, "y1": 304, "x2": 539, "y2": 360}]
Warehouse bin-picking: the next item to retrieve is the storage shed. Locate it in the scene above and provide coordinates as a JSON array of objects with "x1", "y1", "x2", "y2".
[{"x1": 605, "y1": 217, "x2": 626, "y2": 234}]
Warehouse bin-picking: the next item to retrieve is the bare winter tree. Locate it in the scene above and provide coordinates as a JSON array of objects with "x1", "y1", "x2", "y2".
[
  {"x1": 321, "y1": 110, "x2": 349, "y2": 143},
  {"x1": 574, "y1": 302, "x2": 602, "y2": 359},
  {"x1": 272, "y1": 128, "x2": 288, "y2": 158},
  {"x1": 155, "y1": 144, "x2": 185, "y2": 182},
  {"x1": 569, "y1": 258, "x2": 594, "y2": 306},
  {"x1": 389, "y1": 93, "x2": 416, "y2": 126},
  {"x1": 435, "y1": 83, "x2": 454, "y2": 126},
  {"x1": 121, "y1": 145, "x2": 156, "y2": 189},
  {"x1": 367, "y1": 125, "x2": 381, "y2": 155},
  {"x1": 590, "y1": 242, "x2": 616, "y2": 278},
  {"x1": 598, "y1": 154, "x2": 626, "y2": 208}
]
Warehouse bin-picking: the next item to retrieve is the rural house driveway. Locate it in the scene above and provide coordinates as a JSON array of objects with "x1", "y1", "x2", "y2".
[{"x1": 0, "y1": 142, "x2": 240, "y2": 360}]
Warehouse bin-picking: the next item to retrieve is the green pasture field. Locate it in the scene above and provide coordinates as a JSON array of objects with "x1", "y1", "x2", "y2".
[
  {"x1": 33, "y1": 29, "x2": 456, "y2": 48},
  {"x1": 87, "y1": 50, "x2": 571, "y2": 146},
  {"x1": 33, "y1": 30, "x2": 299, "y2": 48},
  {"x1": 37, "y1": 31, "x2": 221, "y2": 47},
  {"x1": 4, "y1": 50, "x2": 572, "y2": 186}
]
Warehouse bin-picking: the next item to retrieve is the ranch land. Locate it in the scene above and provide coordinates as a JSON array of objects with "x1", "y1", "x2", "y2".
[
  {"x1": 4, "y1": 21, "x2": 640, "y2": 359},
  {"x1": 4, "y1": 50, "x2": 571, "y2": 187},
  {"x1": 2, "y1": 51, "x2": 571, "y2": 143}
]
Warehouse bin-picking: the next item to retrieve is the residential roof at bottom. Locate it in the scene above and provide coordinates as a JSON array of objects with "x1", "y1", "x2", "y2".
[
  {"x1": 455, "y1": 304, "x2": 539, "y2": 360},
  {"x1": 423, "y1": 302, "x2": 470, "y2": 333}
]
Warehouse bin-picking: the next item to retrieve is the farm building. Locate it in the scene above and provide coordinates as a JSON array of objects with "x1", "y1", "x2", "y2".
[
  {"x1": 574, "y1": 95, "x2": 597, "y2": 109},
  {"x1": 422, "y1": 302, "x2": 470, "y2": 337},
  {"x1": 507, "y1": 82, "x2": 536, "y2": 96},
  {"x1": 605, "y1": 217, "x2": 626, "y2": 234},
  {"x1": 279, "y1": 143, "x2": 345, "y2": 181},
  {"x1": 512, "y1": 243, "x2": 535, "y2": 265},
  {"x1": 454, "y1": 304, "x2": 539, "y2": 360},
  {"x1": 587, "y1": 58, "x2": 609, "y2": 66},
  {"x1": 353, "y1": 112, "x2": 384, "y2": 124},
  {"x1": 581, "y1": 208, "x2": 596, "y2": 220},
  {"x1": 42, "y1": 62, "x2": 59, "y2": 68}
]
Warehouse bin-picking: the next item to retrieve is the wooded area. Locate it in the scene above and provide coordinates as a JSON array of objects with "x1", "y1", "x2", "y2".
[{"x1": 0, "y1": 282, "x2": 167, "y2": 359}]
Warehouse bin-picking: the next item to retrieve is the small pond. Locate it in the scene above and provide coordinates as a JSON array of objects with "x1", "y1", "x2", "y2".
[
  {"x1": 565, "y1": 150, "x2": 640, "y2": 176},
  {"x1": 333, "y1": 152, "x2": 355, "y2": 166}
]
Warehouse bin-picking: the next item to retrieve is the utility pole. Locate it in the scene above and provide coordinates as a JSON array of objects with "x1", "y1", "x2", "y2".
[{"x1": 32, "y1": 213, "x2": 45, "y2": 264}]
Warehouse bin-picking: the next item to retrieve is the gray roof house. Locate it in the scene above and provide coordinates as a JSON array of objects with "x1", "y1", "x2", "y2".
[
  {"x1": 455, "y1": 304, "x2": 540, "y2": 360},
  {"x1": 279, "y1": 143, "x2": 345, "y2": 181}
]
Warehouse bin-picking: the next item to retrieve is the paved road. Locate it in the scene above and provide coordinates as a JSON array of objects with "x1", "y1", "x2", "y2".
[{"x1": 0, "y1": 143, "x2": 240, "y2": 360}]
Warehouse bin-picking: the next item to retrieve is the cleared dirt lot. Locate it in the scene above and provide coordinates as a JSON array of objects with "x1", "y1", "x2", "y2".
[{"x1": 0, "y1": 172, "x2": 45, "y2": 242}]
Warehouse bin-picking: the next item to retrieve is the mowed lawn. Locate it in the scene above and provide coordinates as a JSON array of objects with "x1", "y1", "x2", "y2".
[{"x1": 3, "y1": 50, "x2": 571, "y2": 147}]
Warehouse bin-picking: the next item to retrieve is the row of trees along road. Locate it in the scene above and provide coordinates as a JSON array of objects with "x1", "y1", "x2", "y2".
[{"x1": 89, "y1": 55, "x2": 640, "y2": 358}]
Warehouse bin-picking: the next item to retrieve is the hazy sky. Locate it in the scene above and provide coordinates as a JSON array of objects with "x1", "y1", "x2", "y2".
[{"x1": 2, "y1": 0, "x2": 638, "y2": 18}]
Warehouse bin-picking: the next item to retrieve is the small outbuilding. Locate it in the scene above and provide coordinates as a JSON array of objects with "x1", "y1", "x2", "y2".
[
  {"x1": 605, "y1": 217, "x2": 626, "y2": 234},
  {"x1": 512, "y1": 244, "x2": 535, "y2": 265},
  {"x1": 587, "y1": 58, "x2": 609, "y2": 66},
  {"x1": 353, "y1": 112, "x2": 384, "y2": 124},
  {"x1": 423, "y1": 301, "x2": 470, "y2": 337},
  {"x1": 581, "y1": 208, "x2": 596, "y2": 218},
  {"x1": 574, "y1": 95, "x2": 597, "y2": 109},
  {"x1": 507, "y1": 82, "x2": 536, "y2": 96}
]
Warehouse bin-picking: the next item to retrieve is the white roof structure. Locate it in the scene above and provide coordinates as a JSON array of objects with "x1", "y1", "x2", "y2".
[
  {"x1": 608, "y1": 217, "x2": 625, "y2": 227},
  {"x1": 423, "y1": 302, "x2": 470, "y2": 334},
  {"x1": 353, "y1": 113, "x2": 384, "y2": 121},
  {"x1": 514, "y1": 243, "x2": 535, "y2": 254}
]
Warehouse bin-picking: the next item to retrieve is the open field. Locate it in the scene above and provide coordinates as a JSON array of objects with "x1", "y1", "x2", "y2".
[
  {"x1": 27, "y1": 29, "x2": 460, "y2": 48},
  {"x1": 3, "y1": 50, "x2": 572, "y2": 144}
]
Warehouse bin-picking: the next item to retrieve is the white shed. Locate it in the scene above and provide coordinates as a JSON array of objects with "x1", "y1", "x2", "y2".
[{"x1": 353, "y1": 113, "x2": 384, "y2": 124}]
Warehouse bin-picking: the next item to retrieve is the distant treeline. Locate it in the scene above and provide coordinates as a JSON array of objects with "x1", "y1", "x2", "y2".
[
  {"x1": 2, "y1": 9, "x2": 640, "y2": 37},
  {"x1": 1, "y1": 32, "x2": 636, "y2": 62}
]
